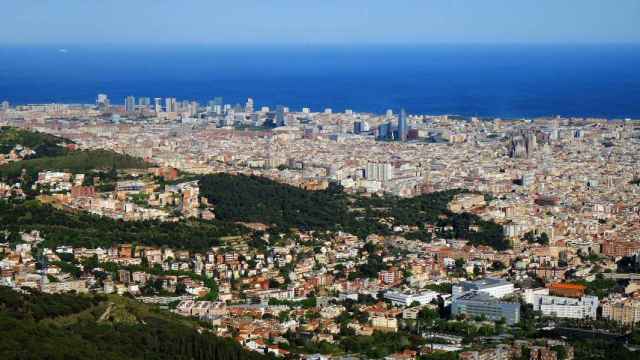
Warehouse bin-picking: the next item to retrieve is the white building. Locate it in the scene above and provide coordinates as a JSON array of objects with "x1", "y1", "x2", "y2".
[
  {"x1": 384, "y1": 290, "x2": 440, "y2": 306},
  {"x1": 525, "y1": 289, "x2": 598, "y2": 319},
  {"x1": 452, "y1": 278, "x2": 515, "y2": 300},
  {"x1": 365, "y1": 162, "x2": 394, "y2": 182}
]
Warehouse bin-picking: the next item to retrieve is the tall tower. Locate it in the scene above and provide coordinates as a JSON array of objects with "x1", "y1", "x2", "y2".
[
  {"x1": 125, "y1": 96, "x2": 136, "y2": 113},
  {"x1": 245, "y1": 98, "x2": 254, "y2": 114},
  {"x1": 154, "y1": 97, "x2": 162, "y2": 113},
  {"x1": 398, "y1": 108, "x2": 408, "y2": 142}
]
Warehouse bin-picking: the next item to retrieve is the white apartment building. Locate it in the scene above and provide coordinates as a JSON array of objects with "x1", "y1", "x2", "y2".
[{"x1": 525, "y1": 289, "x2": 598, "y2": 319}]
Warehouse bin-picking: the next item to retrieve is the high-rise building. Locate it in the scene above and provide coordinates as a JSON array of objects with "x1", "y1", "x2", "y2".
[
  {"x1": 365, "y1": 162, "x2": 394, "y2": 182},
  {"x1": 245, "y1": 98, "x2": 254, "y2": 113},
  {"x1": 209, "y1": 97, "x2": 223, "y2": 115},
  {"x1": 190, "y1": 101, "x2": 199, "y2": 116},
  {"x1": 96, "y1": 94, "x2": 109, "y2": 105},
  {"x1": 138, "y1": 97, "x2": 151, "y2": 108},
  {"x1": 353, "y1": 121, "x2": 364, "y2": 134},
  {"x1": 398, "y1": 108, "x2": 408, "y2": 142},
  {"x1": 154, "y1": 98, "x2": 162, "y2": 113},
  {"x1": 165, "y1": 97, "x2": 177, "y2": 113},
  {"x1": 1, "y1": 100, "x2": 9, "y2": 111},
  {"x1": 377, "y1": 122, "x2": 392, "y2": 140},
  {"x1": 275, "y1": 105, "x2": 286, "y2": 126},
  {"x1": 125, "y1": 96, "x2": 136, "y2": 113}
]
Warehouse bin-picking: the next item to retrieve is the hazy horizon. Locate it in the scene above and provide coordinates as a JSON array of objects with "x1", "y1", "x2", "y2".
[{"x1": 3, "y1": 1, "x2": 639, "y2": 45}]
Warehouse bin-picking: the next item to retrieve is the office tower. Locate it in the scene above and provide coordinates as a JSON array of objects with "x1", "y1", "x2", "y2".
[
  {"x1": 154, "y1": 98, "x2": 162, "y2": 113},
  {"x1": 125, "y1": 96, "x2": 136, "y2": 113},
  {"x1": 398, "y1": 108, "x2": 408, "y2": 142},
  {"x1": 354, "y1": 121, "x2": 363, "y2": 134},
  {"x1": 1, "y1": 100, "x2": 9, "y2": 111},
  {"x1": 302, "y1": 107, "x2": 311, "y2": 114},
  {"x1": 180, "y1": 100, "x2": 189, "y2": 112},
  {"x1": 165, "y1": 97, "x2": 177, "y2": 112},
  {"x1": 386, "y1": 109, "x2": 393, "y2": 118},
  {"x1": 209, "y1": 97, "x2": 223, "y2": 114},
  {"x1": 245, "y1": 98, "x2": 254, "y2": 113},
  {"x1": 190, "y1": 101, "x2": 198, "y2": 116},
  {"x1": 96, "y1": 94, "x2": 109, "y2": 105},
  {"x1": 138, "y1": 97, "x2": 151, "y2": 108},
  {"x1": 378, "y1": 122, "x2": 392, "y2": 140},
  {"x1": 275, "y1": 105, "x2": 286, "y2": 126}
]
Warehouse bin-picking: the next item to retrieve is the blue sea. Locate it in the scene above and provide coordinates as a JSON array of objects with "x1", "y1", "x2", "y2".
[{"x1": 0, "y1": 44, "x2": 639, "y2": 118}]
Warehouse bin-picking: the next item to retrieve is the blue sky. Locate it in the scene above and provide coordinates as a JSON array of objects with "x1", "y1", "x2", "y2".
[{"x1": 2, "y1": 0, "x2": 639, "y2": 45}]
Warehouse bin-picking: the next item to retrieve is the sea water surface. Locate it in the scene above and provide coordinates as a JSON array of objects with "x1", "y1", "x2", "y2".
[{"x1": 0, "y1": 44, "x2": 639, "y2": 118}]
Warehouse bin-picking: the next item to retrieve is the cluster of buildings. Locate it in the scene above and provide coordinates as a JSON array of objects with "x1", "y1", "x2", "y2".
[
  {"x1": 33, "y1": 169, "x2": 208, "y2": 221},
  {"x1": 2, "y1": 97, "x2": 640, "y2": 358}
]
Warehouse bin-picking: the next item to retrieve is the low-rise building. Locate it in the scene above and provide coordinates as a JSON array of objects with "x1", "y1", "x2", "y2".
[{"x1": 451, "y1": 291, "x2": 520, "y2": 325}]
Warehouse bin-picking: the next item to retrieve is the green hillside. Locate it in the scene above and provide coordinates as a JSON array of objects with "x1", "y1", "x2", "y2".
[
  {"x1": 0, "y1": 200, "x2": 249, "y2": 251},
  {"x1": 0, "y1": 286, "x2": 269, "y2": 360},
  {"x1": 0, "y1": 149, "x2": 152, "y2": 181},
  {"x1": 198, "y1": 174, "x2": 508, "y2": 250},
  {"x1": 0, "y1": 126, "x2": 71, "y2": 157}
]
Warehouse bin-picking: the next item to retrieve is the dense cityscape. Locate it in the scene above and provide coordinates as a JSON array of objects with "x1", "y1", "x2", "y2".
[{"x1": 1, "y1": 94, "x2": 640, "y2": 360}]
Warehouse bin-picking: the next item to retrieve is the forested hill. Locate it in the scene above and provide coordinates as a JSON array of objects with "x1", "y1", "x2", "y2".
[
  {"x1": 0, "y1": 149, "x2": 152, "y2": 181},
  {"x1": 0, "y1": 286, "x2": 270, "y2": 360},
  {"x1": 1, "y1": 200, "x2": 248, "y2": 251},
  {"x1": 0, "y1": 126, "x2": 151, "y2": 182},
  {"x1": 0, "y1": 126, "x2": 72, "y2": 157},
  {"x1": 198, "y1": 174, "x2": 509, "y2": 250}
]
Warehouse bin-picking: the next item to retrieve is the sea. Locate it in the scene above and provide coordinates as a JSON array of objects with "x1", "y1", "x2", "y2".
[{"x1": 0, "y1": 44, "x2": 639, "y2": 119}]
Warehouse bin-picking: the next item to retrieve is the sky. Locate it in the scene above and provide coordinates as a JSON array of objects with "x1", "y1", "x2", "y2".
[{"x1": 2, "y1": 0, "x2": 639, "y2": 45}]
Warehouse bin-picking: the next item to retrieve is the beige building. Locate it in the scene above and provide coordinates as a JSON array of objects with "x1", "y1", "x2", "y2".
[{"x1": 602, "y1": 299, "x2": 640, "y2": 325}]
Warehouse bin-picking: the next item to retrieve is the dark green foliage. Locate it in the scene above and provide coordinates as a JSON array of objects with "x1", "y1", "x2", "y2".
[
  {"x1": 0, "y1": 149, "x2": 152, "y2": 181},
  {"x1": 0, "y1": 200, "x2": 249, "y2": 252},
  {"x1": 522, "y1": 231, "x2": 549, "y2": 246},
  {"x1": 339, "y1": 331, "x2": 425, "y2": 359},
  {"x1": 199, "y1": 174, "x2": 350, "y2": 230},
  {"x1": 0, "y1": 126, "x2": 71, "y2": 157},
  {"x1": 616, "y1": 255, "x2": 640, "y2": 273},
  {"x1": 423, "y1": 283, "x2": 453, "y2": 294},
  {"x1": 571, "y1": 339, "x2": 638, "y2": 360},
  {"x1": 0, "y1": 286, "x2": 269, "y2": 360},
  {"x1": 567, "y1": 275, "x2": 619, "y2": 299},
  {"x1": 0, "y1": 286, "x2": 98, "y2": 321},
  {"x1": 198, "y1": 174, "x2": 509, "y2": 250}
]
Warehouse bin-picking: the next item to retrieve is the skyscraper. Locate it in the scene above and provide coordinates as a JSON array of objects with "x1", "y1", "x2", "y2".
[
  {"x1": 125, "y1": 96, "x2": 136, "y2": 113},
  {"x1": 378, "y1": 122, "x2": 392, "y2": 140},
  {"x1": 96, "y1": 94, "x2": 109, "y2": 110},
  {"x1": 275, "y1": 105, "x2": 286, "y2": 126},
  {"x1": 154, "y1": 98, "x2": 162, "y2": 113},
  {"x1": 165, "y1": 97, "x2": 177, "y2": 113},
  {"x1": 398, "y1": 108, "x2": 408, "y2": 142},
  {"x1": 138, "y1": 97, "x2": 151, "y2": 108},
  {"x1": 209, "y1": 97, "x2": 223, "y2": 115},
  {"x1": 245, "y1": 98, "x2": 254, "y2": 113}
]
